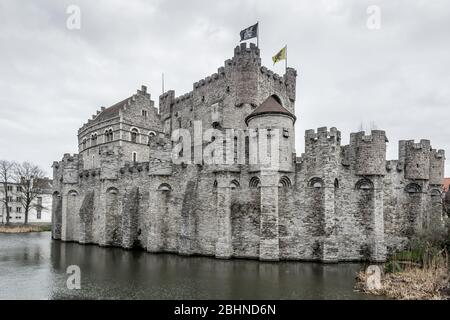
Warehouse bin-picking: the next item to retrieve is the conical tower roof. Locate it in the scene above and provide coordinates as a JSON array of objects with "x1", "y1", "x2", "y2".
[{"x1": 245, "y1": 95, "x2": 296, "y2": 125}]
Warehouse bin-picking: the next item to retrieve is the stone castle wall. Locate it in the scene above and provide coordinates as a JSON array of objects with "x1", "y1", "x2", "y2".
[{"x1": 51, "y1": 44, "x2": 446, "y2": 262}]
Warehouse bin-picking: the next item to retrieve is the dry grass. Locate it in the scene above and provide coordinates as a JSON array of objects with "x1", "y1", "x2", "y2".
[
  {"x1": 357, "y1": 266, "x2": 449, "y2": 300},
  {"x1": 356, "y1": 252, "x2": 449, "y2": 300},
  {"x1": 0, "y1": 224, "x2": 51, "y2": 233}
]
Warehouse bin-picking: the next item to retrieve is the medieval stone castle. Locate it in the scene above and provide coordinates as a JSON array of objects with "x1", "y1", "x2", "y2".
[{"x1": 52, "y1": 43, "x2": 446, "y2": 262}]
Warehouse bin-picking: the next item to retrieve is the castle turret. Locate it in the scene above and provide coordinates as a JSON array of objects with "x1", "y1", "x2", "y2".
[
  {"x1": 399, "y1": 139, "x2": 431, "y2": 180},
  {"x1": 350, "y1": 130, "x2": 387, "y2": 176},
  {"x1": 230, "y1": 43, "x2": 261, "y2": 108},
  {"x1": 245, "y1": 95, "x2": 296, "y2": 261},
  {"x1": 245, "y1": 95, "x2": 296, "y2": 173},
  {"x1": 283, "y1": 67, "x2": 297, "y2": 111},
  {"x1": 304, "y1": 127, "x2": 341, "y2": 262},
  {"x1": 61, "y1": 153, "x2": 81, "y2": 184},
  {"x1": 304, "y1": 127, "x2": 341, "y2": 179},
  {"x1": 429, "y1": 149, "x2": 445, "y2": 186},
  {"x1": 159, "y1": 90, "x2": 175, "y2": 134}
]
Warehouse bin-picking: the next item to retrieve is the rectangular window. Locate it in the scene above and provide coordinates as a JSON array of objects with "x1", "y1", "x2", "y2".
[
  {"x1": 37, "y1": 197, "x2": 42, "y2": 205},
  {"x1": 16, "y1": 186, "x2": 22, "y2": 192},
  {"x1": 142, "y1": 110, "x2": 148, "y2": 117},
  {"x1": 16, "y1": 197, "x2": 21, "y2": 202},
  {"x1": 7, "y1": 207, "x2": 12, "y2": 213},
  {"x1": 283, "y1": 128, "x2": 289, "y2": 138},
  {"x1": 7, "y1": 186, "x2": 13, "y2": 191},
  {"x1": 7, "y1": 196, "x2": 13, "y2": 202},
  {"x1": 16, "y1": 207, "x2": 21, "y2": 213},
  {"x1": 37, "y1": 212, "x2": 41, "y2": 219}
]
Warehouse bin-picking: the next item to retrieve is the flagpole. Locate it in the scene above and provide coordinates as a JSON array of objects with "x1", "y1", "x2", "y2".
[
  {"x1": 285, "y1": 45, "x2": 287, "y2": 73},
  {"x1": 257, "y1": 21, "x2": 259, "y2": 48}
]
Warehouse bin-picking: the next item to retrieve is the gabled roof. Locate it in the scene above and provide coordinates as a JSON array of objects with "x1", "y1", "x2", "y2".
[
  {"x1": 245, "y1": 95, "x2": 296, "y2": 125},
  {"x1": 94, "y1": 97, "x2": 131, "y2": 123}
]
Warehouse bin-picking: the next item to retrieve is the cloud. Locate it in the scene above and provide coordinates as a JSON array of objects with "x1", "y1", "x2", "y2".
[{"x1": 0, "y1": 0, "x2": 449, "y2": 177}]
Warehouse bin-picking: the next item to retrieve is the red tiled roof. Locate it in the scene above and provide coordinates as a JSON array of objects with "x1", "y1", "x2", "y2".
[
  {"x1": 443, "y1": 178, "x2": 450, "y2": 192},
  {"x1": 245, "y1": 96, "x2": 296, "y2": 125}
]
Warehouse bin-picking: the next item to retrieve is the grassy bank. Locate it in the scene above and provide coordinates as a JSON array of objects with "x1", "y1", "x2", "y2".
[
  {"x1": 356, "y1": 219, "x2": 450, "y2": 300},
  {"x1": 0, "y1": 224, "x2": 52, "y2": 233}
]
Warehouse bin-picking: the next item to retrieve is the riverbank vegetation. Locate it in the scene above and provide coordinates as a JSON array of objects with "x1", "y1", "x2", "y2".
[
  {"x1": 0, "y1": 223, "x2": 51, "y2": 233},
  {"x1": 356, "y1": 219, "x2": 450, "y2": 300}
]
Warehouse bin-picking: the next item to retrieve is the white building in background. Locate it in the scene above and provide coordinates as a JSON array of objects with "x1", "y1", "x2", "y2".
[{"x1": 0, "y1": 178, "x2": 52, "y2": 224}]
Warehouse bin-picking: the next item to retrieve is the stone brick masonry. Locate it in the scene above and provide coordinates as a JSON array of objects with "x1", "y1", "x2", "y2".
[{"x1": 52, "y1": 43, "x2": 446, "y2": 262}]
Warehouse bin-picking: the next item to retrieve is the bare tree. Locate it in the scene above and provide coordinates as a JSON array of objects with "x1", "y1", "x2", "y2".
[
  {"x1": 0, "y1": 160, "x2": 16, "y2": 225},
  {"x1": 14, "y1": 162, "x2": 46, "y2": 225}
]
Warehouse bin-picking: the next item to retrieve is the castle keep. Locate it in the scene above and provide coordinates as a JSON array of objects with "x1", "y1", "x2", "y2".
[{"x1": 52, "y1": 43, "x2": 446, "y2": 262}]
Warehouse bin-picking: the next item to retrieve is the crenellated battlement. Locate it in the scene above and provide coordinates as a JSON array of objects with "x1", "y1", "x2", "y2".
[
  {"x1": 52, "y1": 43, "x2": 446, "y2": 263},
  {"x1": 431, "y1": 149, "x2": 445, "y2": 159},
  {"x1": 62, "y1": 153, "x2": 80, "y2": 164},
  {"x1": 350, "y1": 130, "x2": 388, "y2": 143},
  {"x1": 193, "y1": 70, "x2": 225, "y2": 89},
  {"x1": 233, "y1": 42, "x2": 260, "y2": 58},
  {"x1": 305, "y1": 127, "x2": 341, "y2": 143},
  {"x1": 349, "y1": 130, "x2": 387, "y2": 176},
  {"x1": 400, "y1": 139, "x2": 431, "y2": 151},
  {"x1": 399, "y1": 139, "x2": 433, "y2": 180}
]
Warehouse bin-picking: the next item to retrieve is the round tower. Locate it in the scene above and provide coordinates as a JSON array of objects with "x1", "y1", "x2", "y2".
[{"x1": 245, "y1": 95, "x2": 296, "y2": 172}]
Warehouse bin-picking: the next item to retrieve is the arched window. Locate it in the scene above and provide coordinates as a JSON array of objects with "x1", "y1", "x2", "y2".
[
  {"x1": 355, "y1": 178, "x2": 374, "y2": 191},
  {"x1": 68, "y1": 190, "x2": 78, "y2": 197},
  {"x1": 230, "y1": 180, "x2": 240, "y2": 189},
  {"x1": 105, "y1": 129, "x2": 113, "y2": 142},
  {"x1": 82, "y1": 138, "x2": 87, "y2": 150},
  {"x1": 430, "y1": 189, "x2": 441, "y2": 197},
  {"x1": 132, "y1": 152, "x2": 137, "y2": 163},
  {"x1": 91, "y1": 133, "x2": 98, "y2": 146},
  {"x1": 249, "y1": 176, "x2": 261, "y2": 189},
  {"x1": 157, "y1": 183, "x2": 172, "y2": 192},
  {"x1": 131, "y1": 128, "x2": 139, "y2": 143},
  {"x1": 106, "y1": 187, "x2": 118, "y2": 195},
  {"x1": 405, "y1": 183, "x2": 422, "y2": 194},
  {"x1": 279, "y1": 176, "x2": 292, "y2": 188},
  {"x1": 213, "y1": 180, "x2": 218, "y2": 188},
  {"x1": 308, "y1": 177, "x2": 324, "y2": 188},
  {"x1": 147, "y1": 131, "x2": 156, "y2": 145}
]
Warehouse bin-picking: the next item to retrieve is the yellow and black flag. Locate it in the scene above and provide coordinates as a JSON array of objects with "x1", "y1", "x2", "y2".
[{"x1": 272, "y1": 46, "x2": 287, "y2": 65}]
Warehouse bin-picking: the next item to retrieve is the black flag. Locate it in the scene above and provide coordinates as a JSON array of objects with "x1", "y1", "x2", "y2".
[{"x1": 240, "y1": 23, "x2": 258, "y2": 41}]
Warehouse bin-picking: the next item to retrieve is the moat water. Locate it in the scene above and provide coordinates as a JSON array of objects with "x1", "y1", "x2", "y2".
[{"x1": 0, "y1": 232, "x2": 381, "y2": 299}]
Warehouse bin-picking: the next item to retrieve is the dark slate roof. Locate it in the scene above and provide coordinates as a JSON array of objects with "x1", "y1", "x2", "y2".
[
  {"x1": 94, "y1": 97, "x2": 131, "y2": 123},
  {"x1": 245, "y1": 96, "x2": 296, "y2": 125}
]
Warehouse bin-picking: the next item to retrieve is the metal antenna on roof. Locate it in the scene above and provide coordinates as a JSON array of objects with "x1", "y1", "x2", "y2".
[{"x1": 162, "y1": 73, "x2": 165, "y2": 95}]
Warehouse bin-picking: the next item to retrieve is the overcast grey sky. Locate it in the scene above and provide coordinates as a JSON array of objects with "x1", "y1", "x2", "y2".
[{"x1": 0, "y1": 0, "x2": 449, "y2": 176}]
